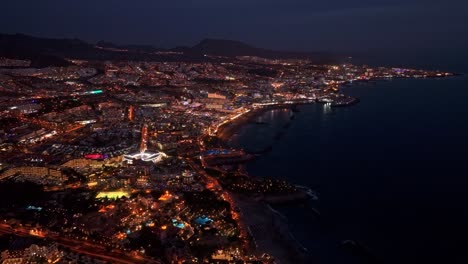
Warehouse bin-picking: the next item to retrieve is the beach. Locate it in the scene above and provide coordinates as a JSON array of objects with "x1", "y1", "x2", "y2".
[
  {"x1": 233, "y1": 194, "x2": 312, "y2": 264},
  {"x1": 216, "y1": 104, "x2": 297, "y2": 143},
  {"x1": 214, "y1": 104, "x2": 315, "y2": 263}
]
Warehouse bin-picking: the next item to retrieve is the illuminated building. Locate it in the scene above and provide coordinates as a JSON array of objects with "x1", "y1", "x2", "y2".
[
  {"x1": 8, "y1": 103, "x2": 42, "y2": 114},
  {"x1": 122, "y1": 151, "x2": 166, "y2": 164},
  {"x1": 208, "y1": 93, "x2": 227, "y2": 99},
  {"x1": 96, "y1": 191, "x2": 129, "y2": 200},
  {"x1": 0, "y1": 244, "x2": 64, "y2": 263},
  {"x1": 158, "y1": 191, "x2": 173, "y2": 202},
  {"x1": 182, "y1": 171, "x2": 194, "y2": 184},
  {"x1": 82, "y1": 154, "x2": 105, "y2": 160},
  {"x1": 128, "y1": 105, "x2": 134, "y2": 121},
  {"x1": 61, "y1": 156, "x2": 121, "y2": 169},
  {"x1": 136, "y1": 175, "x2": 150, "y2": 187},
  {"x1": 122, "y1": 124, "x2": 167, "y2": 164},
  {"x1": 0, "y1": 166, "x2": 63, "y2": 181}
]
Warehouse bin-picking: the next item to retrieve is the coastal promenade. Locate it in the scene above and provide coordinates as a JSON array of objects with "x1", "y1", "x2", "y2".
[{"x1": 214, "y1": 98, "x2": 321, "y2": 141}]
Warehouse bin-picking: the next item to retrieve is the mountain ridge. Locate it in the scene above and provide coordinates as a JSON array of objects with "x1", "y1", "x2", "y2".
[{"x1": 0, "y1": 33, "x2": 339, "y2": 66}]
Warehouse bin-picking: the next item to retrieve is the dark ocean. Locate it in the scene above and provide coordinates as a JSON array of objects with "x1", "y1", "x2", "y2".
[{"x1": 228, "y1": 74, "x2": 468, "y2": 263}]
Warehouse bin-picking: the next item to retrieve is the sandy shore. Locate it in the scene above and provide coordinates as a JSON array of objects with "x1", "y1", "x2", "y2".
[
  {"x1": 217, "y1": 105, "x2": 290, "y2": 143},
  {"x1": 215, "y1": 104, "x2": 315, "y2": 263},
  {"x1": 234, "y1": 194, "x2": 312, "y2": 264}
]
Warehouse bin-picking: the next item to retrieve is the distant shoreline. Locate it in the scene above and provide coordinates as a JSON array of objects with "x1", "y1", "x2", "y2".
[{"x1": 216, "y1": 103, "x2": 308, "y2": 144}]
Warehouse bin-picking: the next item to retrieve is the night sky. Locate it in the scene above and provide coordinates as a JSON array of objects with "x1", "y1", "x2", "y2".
[{"x1": 2, "y1": 0, "x2": 468, "y2": 67}]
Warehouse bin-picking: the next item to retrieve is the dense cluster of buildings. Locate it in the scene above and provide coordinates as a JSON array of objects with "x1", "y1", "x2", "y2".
[{"x1": 0, "y1": 52, "x2": 452, "y2": 263}]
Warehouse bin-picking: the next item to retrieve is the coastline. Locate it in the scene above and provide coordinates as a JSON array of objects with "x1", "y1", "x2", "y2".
[
  {"x1": 233, "y1": 193, "x2": 312, "y2": 264},
  {"x1": 214, "y1": 103, "x2": 316, "y2": 263},
  {"x1": 216, "y1": 95, "x2": 362, "y2": 143},
  {"x1": 216, "y1": 106, "x2": 283, "y2": 143},
  {"x1": 217, "y1": 103, "x2": 309, "y2": 143},
  {"x1": 218, "y1": 75, "x2": 468, "y2": 264}
]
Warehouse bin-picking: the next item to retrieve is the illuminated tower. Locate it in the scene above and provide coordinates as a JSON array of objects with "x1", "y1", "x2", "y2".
[
  {"x1": 128, "y1": 105, "x2": 134, "y2": 122},
  {"x1": 140, "y1": 124, "x2": 148, "y2": 152}
]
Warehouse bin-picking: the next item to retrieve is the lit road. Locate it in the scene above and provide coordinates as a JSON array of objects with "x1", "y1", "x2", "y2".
[
  {"x1": 185, "y1": 157, "x2": 250, "y2": 250},
  {"x1": 0, "y1": 224, "x2": 160, "y2": 264}
]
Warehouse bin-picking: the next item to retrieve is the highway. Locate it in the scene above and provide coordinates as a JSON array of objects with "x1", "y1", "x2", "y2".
[{"x1": 0, "y1": 223, "x2": 160, "y2": 264}]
